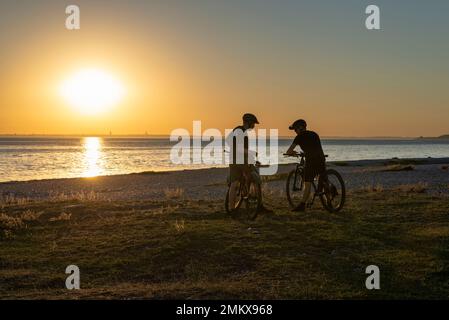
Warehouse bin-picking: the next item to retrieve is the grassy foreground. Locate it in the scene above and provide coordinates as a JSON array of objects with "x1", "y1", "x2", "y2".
[{"x1": 1, "y1": 187, "x2": 449, "y2": 299}]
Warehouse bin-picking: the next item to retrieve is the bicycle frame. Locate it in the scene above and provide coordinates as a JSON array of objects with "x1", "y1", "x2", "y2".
[
  {"x1": 285, "y1": 152, "x2": 345, "y2": 212},
  {"x1": 290, "y1": 154, "x2": 325, "y2": 208},
  {"x1": 225, "y1": 163, "x2": 262, "y2": 219},
  {"x1": 231, "y1": 164, "x2": 258, "y2": 199}
]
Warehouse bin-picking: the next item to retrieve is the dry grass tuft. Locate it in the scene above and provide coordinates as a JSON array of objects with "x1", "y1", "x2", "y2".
[
  {"x1": 174, "y1": 219, "x2": 185, "y2": 233},
  {"x1": 0, "y1": 213, "x2": 26, "y2": 239},
  {"x1": 20, "y1": 210, "x2": 42, "y2": 222},
  {"x1": 0, "y1": 194, "x2": 31, "y2": 206},
  {"x1": 49, "y1": 212, "x2": 72, "y2": 222},
  {"x1": 0, "y1": 209, "x2": 43, "y2": 239},
  {"x1": 360, "y1": 184, "x2": 384, "y2": 193},
  {"x1": 0, "y1": 213, "x2": 25, "y2": 230},
  {"x1": 164, "y1": 188, "x2": 185, "y2": 199},
  {"x1": 153, "y1": 204, "x2": 180, "y2": 215},
  {"x1": 1, "y1": 190, "x2": 105, "y2": 207},
  {"x1": 394, "y1": 182, "x2": 428, "y2": 194},
  {"x1": 48, "y1": 190, "x2": 103, "y2": 202}
]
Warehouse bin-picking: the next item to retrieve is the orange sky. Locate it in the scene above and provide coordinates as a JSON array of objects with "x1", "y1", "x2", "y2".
[{"x1": 1, "y1": 1, "x2": 448, "y2": 137}]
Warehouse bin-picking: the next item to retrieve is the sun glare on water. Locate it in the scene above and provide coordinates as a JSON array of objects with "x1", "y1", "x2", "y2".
[
  {"x1": 83, "y1": 137, "x2": 103, "y2": 178},
  {"x1": 60, "y1": 69, "x2": 125, "y2": 115}
]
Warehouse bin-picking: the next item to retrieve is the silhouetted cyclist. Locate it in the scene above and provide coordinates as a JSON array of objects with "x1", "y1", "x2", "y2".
[
  {"x1": 226, "y1": 113, "x2": 273, "y2": 214},
  {"x1": 285, "y1": 119, "x2": 326, "y2": 212}
]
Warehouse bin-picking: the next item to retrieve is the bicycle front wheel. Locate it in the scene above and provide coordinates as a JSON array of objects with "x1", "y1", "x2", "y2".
[{"x1": 319, "y1": 169, "x2": 345, "y2": 213}]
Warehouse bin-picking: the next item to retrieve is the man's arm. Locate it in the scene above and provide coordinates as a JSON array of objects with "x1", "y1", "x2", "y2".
[{"x1": 285, "y1": 142, "x2": 298, "y2": 155}]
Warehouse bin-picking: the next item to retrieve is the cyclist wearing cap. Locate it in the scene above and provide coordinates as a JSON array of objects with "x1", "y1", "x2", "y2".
[
  {"x1": 285, "y1": 119, "x2": 326, "y2": 212},
  {"x1": 226, "y1": 113, "x2": 272, "y2": 214}
]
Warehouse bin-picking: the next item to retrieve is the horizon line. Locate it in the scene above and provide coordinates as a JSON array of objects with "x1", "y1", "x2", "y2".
[{"x1": 0, "y1": 133, "x2": 445, "y2": 139}]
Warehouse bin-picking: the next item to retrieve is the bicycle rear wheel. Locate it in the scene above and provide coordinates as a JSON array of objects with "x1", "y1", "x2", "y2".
[
  {"x1": 245, "y1": 181, "x2": 261, "y2": 220},
  {"x1": 286, "y1": 168, "x2": 305, "y2": 209},
  {"x1": 225, "y1": 181, "x2": 244, "y2": 214},
  {"x1": 319, "y1": 169, "x2": 345, "y2": 213}
]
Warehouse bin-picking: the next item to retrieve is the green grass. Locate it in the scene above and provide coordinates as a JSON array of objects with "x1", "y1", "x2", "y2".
[{"x1": 1, "y1": 189, "x2": 449, "y2": 299}]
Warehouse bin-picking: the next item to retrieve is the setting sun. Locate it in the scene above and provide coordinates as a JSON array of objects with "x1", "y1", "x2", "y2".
[{"x1": 59, "y1": 69, "x2": 125, "y2": 115}]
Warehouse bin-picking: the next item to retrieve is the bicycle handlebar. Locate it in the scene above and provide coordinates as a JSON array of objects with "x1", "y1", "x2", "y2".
[
  {"x1": 283, "y1": 153, "x2": 329, "y2": 158},
  {"x1": 283, "y1": 152, "x2": 304, "y2": 158}
]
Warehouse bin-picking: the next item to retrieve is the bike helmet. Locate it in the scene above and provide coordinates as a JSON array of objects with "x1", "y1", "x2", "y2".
[
  {"x1": 242, "y1": 113, "x2": 259, "y2": 124},
  {"x1": 289, "y1": 119, "x2": 307, "y2": 130}
]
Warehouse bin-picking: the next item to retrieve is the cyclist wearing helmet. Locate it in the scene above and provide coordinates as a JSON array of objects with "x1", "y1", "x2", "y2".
[
  {"x1": 285, "y1": 119, "x2": 326, "y2": 212},
  {"x1": 226, "y1": 113, "x2": 272, "y2": 214}
]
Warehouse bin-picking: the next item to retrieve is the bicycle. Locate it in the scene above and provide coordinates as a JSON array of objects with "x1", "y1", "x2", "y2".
[
  {"x1": 225, "y1": 162, "x2": 267, "y2": 220},
  {"x1": 284, "y1": 152, "x2": 345, "y2": 212}
]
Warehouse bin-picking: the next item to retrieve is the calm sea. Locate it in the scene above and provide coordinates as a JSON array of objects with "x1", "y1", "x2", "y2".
[{"x1": 1, "y1": 136, "x2": 449, "y2": 182}]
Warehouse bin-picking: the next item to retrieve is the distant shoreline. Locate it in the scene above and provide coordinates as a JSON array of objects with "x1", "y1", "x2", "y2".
[{"x1": 418, "y1": 135, "x2": 449, "y2": 140}]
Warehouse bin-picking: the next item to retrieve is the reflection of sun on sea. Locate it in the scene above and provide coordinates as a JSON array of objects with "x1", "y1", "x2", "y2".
[{"x1": 83, "y1": 137, "x2": 103, "y2": 178}]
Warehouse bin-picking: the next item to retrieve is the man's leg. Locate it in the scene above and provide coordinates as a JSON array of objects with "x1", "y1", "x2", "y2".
[
  {"x1": 293, "y1": 167, "x2": 314, "y2": 212},
  {"x1": 249, "y1": 167, "x2": 273, "y2": 213},
  {"x1": 302, "y1": 181, "x2": 312, "y2": 204},
  {"x1": 228, "y1": 180, "x2": 240, "y2": 210},
  {"x1": 317, "y1": 171, "x2": 333, "y2": 206},
  {"x1": 228, "y1": 165, "x2": 242, "y2": 211}
]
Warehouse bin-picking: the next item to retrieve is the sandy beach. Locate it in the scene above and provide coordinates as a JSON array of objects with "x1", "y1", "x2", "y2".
[{"x1": 1, "y1": 157, "x2": 448, "y2": 202}]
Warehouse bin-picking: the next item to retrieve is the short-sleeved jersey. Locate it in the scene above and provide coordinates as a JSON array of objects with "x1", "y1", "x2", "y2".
[
  {"x1": 226, "y1": 126, "x2": 256, "y2": 165},
  {"x1": 293, "y1": 130, "x2": 325, "y2": 160}
]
